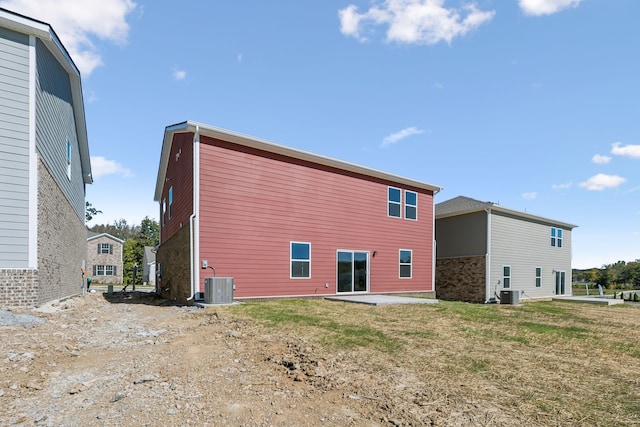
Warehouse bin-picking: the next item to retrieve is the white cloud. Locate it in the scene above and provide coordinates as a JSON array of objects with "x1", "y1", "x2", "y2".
[
  {"x1": 0, "y1": 0, "x2": 136, "y2": 76},
  {"x1": 338, "y1": 0, "x2": 495, "y2": 45},
  {"x1": 91, "y1": 156, "x2": 132, "y2": 179},
  {"x1": 519, "y1": 0, "x2": 582, "y2": 16},
  {"x1": 579, "y1": 173, "x2": 626, "y2": 191},
  {"x1": 552, "y1": 182, "x2": 572, "y2": 190},
  {"x1": 592, "y1": 154, "x2": 611, "y2": 164},
  {"x1": 611, "y1": 142, "x2": 640, "y2": 159},
  {"x1": 522, "y1": 192, "x2": 537, "y2": 200},
  {"x1": 172, "y1": 69, "x2": 187, "y2": 80},
  {"x1": 381, "y1": 126, "x2": 425, "y2": 148}
]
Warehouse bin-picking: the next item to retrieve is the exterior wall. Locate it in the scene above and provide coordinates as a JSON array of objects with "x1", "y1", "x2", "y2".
[
  {"x1": 37, "y1": 159, "x2": 85, "y2": 304},
  {"x1": 489, "y1": 211, "x2": 573, "y2": 300},
  {"x1": 35, "y1": 39, "x2": 84, "y2": 220},
  {"x1": 0, "y1": 269, "x2": 38, "y2": 307},
  {"x1": 86, "y1": 235, "x2": 124, "y2": 285},
  {"x1": 159, "y1": 132, "x2": 193, "y2": 244},
  {"x1": 435, "y1": 211, "x2": 487, "y2": 258},
  {"x1": 195, "y1": 135, "x2": 435, "y2": 298},
  {"x1": 156, "y1": 223, "x2": 191, "y2": 301},
  {"x1": 0, "y1": 26, "x2": 30, "y2": 268},
  {"x1": 436, "y1": 256, "x2": 486, "y2": 303}
]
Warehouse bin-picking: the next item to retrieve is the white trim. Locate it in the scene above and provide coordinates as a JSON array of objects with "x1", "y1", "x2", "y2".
[
  {"x1": 535, "y1": 266, "x2": 542, "y2": 288},
  {"x1": 290, "y1": 241, "x2": 312, "y2": 279},
  {"x1": 189, "y1": 126, "x2": 201, "y2": 301},
  {"x1": 502, "y1": 265, "x2": 512, "y2": 289},
  {"x1": 404, "y1": 189, "x2": 418, "y2": 221},
  {"x1": 399, "y1": 248, "x2": 413, "y2": 279},
  {"x1": 28, "y1": 34, "x2": 37, "y2": 268},
  {"x1": 485, "y1": 209, "x2": 492, "y2": 302},
  {"x1": 387, "y1": 186, "x2": 402, "y2": 218},
  {"x1": 336, "y1": 249, "x2": 370, "y2": 293},
  {"x1": 432, "y1": 201, "x2": 436, "y2": 292}
]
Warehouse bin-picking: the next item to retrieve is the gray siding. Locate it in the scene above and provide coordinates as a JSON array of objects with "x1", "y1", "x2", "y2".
[
  {"x1": 0, "y1": 27, "x2": 30, "y2": 267},
  {"x1": 35, "y1": 39, "x2": 84, "y2": 221},
  {"x1": 489, "y1": 211, "x2": 572, "y2": 300},
  {"x1": 435, "y1": 211, "x2": 487, "y2": 258}
]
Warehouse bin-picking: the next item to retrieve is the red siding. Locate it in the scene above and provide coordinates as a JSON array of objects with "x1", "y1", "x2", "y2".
[
  {"x1": 197, "y1": 135, "x2": 435, "y2": 298},
  {"x1": 160, "y1": 133, "x2": 194, "y2": 244}
]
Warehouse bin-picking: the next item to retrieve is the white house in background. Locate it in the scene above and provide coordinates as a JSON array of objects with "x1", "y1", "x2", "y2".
[
  {"x1": 435, "y1": 196, "x2": 577, "y2": 303},
  {"x1": 142, "y1": 246, "x2": 156, "y2": 286}
]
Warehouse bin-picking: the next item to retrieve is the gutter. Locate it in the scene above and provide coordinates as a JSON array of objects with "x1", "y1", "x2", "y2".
[{"x1": 187, "y1": 126, "x2": 201, "y2": 301}]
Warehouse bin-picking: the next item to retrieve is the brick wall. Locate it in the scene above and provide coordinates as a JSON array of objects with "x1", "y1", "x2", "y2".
[
  {"x1": 86, "y1": 236, "x2": 124, "y2": 284},
  {"x1": 0, "y1": 269, "x2": 39, "y2": 307},
  {"x1": 435, "y1": 256, "x2": 486, "y2": 303},
  {"x1": 156, "y1": 223, "x2": 192, "y2": 303},
  {"x1": 37, "y1": 160, "x2": 86, "y2": 305}
]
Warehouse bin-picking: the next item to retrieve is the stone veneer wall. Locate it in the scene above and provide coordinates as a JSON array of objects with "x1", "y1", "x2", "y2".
[
  {"x1": 157, "y1": 223, "x2": 192, "y2": 303},
  {"x1": 0, "y1": 269, "x2": 39, "y2": 307},
  {"x1": 436, "y1": 256, "x2": 486, "y2": 303},
  {"x1": 37, "y1": 160, "x2": 86, "y2": 305}
]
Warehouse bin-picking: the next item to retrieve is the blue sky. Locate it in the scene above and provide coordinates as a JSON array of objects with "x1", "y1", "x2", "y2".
[{"x1": 2, "y1": 0, "x2": 638, "y2": 269}]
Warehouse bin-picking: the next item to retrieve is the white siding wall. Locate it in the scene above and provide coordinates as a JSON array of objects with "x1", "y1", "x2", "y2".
[
  {"x1": 489, "y1": 211, "x2": 572, "y2": 300},
  {"x1": 0, "y1": 26, "x2": 30, "y2": 267}
]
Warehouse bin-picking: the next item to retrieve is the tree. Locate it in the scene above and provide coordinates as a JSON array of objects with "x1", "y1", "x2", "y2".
[
  {"x1": 139, "y1": 216, "x2": 159, "y2": 248},
  {"x1": 85, "y1": 201, "x2": 102, "y2": 222}
]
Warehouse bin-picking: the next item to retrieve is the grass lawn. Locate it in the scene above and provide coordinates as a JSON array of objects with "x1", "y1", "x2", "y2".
[{"x1": 229, "y1": 298, "x2": 640, "y2": 426}]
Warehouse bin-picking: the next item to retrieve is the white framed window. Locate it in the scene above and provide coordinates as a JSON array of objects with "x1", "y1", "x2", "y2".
[
  {"x1": 551, "y1": 227, "x2": 563, "y2": 247},
  {"x1": 93, "y1": 265, "x2": 117, "y2": 276},
  {"x1": 98, "y1": 243, "x2": 112, "y2": 254},
  {"x1": 168, "y1": 186, "x2": 174, "y2": 219},
  {"x1": 388, "y1": 187, "x2": 401, "y2": 218},
  {"x1": 162, "y1": 199, "x2": 166, "y2": 225},
  {"x1": 503, "y1": 265, "x2": 511, "y2": 288},
  {"x1": 405, "y1": 190, "x2": 417, "y2": 220},
  {"x1": 399, "y1": 249, "x2": 412, "y2": 278},
  {"x1": 66, "y1": 139, "x2": 72, "y2": 180},
  {"x1": 290, "y1": 242, "x2": 311, "y2": 279},
  {"x1": 535, "y1": 267, "x2": 542, "y2": 288}
]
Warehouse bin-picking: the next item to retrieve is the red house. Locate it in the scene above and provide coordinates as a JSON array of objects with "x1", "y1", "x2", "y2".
[{"x1": 154, "y1": 121, "x2": 442, "y2": 303}]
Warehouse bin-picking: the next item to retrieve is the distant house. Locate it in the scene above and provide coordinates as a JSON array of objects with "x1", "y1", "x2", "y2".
[
  {"x1": 0, "y1": 8, "x2": 92, "y2": 307},
  {"x1": 142, "y1": 246, "x2": 156, "y2": 285},
  {"x1": 435, "y1": 196, "x2": 577, "y2": 303},
  {"x1": 154, "y1": 121, "x2": 442, "y2": 303},
  {"x1": 86, "y1": 233, "x2": 124, "y2": 285}
]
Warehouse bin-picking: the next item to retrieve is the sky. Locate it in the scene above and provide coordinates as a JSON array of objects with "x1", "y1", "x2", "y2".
[{"x1": 1, "y1": 0, "x2": 638, "y2": 269}]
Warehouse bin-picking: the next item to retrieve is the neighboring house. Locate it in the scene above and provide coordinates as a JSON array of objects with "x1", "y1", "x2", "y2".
[
  {"x1": 86, "y1": 233, "x2": 124, "y2": 285},
  {"x1": 142, "y1": 246, "x2": 156, "y2": 285},
  {"x1": 435, "y1": 196, "x2": 577, "y2": 303},
  {"x1": 0, "y1": 9, "x2": 92, "y2": 307},
  {"x1": 154, "y1": 121, "x2": 442, "y2": 303}
]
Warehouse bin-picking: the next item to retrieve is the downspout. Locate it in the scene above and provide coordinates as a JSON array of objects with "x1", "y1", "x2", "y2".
[
  {"x1": 187, "y1": 126, "x2": 200, "y2": 300},
  {"x1": 432, "y1": 198, "x2": 437, "y2": 294},
  {"x1": 485, "y1": 208, "x2": 492, "y2": 303}
]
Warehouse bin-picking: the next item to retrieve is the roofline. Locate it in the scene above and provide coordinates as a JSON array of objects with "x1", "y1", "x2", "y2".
[
  {"x1": 87, "y1": 233, "x2": 125, "y2": 244},
  {"x1": 154, "y1": 121, "x2": 443, "y2": 201},
  {"x1": 0, "y1": 7, "x2": 92, "y2": 184},
  {"x1": 436, "y1": 205, "x2": 578, "y2": 229}
]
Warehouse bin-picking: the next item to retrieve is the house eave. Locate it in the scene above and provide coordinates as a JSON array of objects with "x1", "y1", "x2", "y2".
[
  {"x1": 0, "y1": 7, "x2": 92, "y2": 185},
  {"x1": 436, "y1": 205, "x2": 577, "y2": 230},
  {"x1": 154, "y1": 120, "x2": 443, "y2": 201}
]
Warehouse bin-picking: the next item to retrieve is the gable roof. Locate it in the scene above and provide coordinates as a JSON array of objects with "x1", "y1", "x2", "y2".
[
  {"x1": 0, "y1": 7, "x2": 92, "y2": 184},
  {"x1": 87, "y1": 232, "x2": 125, "y2": 244},
  {"x1": 154, "y1": 121, "x2": 443, "y2": 202},
  {"x1": 436, "y1": 196, "x2": 577, "y2": 229}
]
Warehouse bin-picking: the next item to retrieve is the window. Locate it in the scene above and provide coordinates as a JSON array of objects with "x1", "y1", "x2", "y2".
[
  {"x1": 162, "y1": 199, "x2": 166, "y2": 225},
  {"x1": 405, "y1": 190, "x2": 417, "y2": 220},
  {"x1": 291, "y1": 242, "x2": 311, "y2": 278},
  {"x1": 168, "y1": 186, "x2": 174, "y2": 219},
  {"x1": 503, "y1": 265, "x2": 511, "y2": 288},
  {"x1": 535, "y1": 267, "x2": 542, "y2": 288},
  {"x1": 93, "y1": 265, "x2": 117, "y2": 276},
  {"x1": 98, "y1": 243, "x2": 112, "y2": 254},
  {"x1": 399, "y1": 249, "x2": 412, "y2": 278},
  {"x1": 551, "y1": 227, "x2": 563, "y2": 247},
  {"x1": 388, "y1": 187, "x2": 401, "y2": 218},
  {"x1": 66, "y1": 139, "x2": 72, "y2": 180}
]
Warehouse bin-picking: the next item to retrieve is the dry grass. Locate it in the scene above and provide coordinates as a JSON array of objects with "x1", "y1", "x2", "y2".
[{"x1": 232, "y1": 299, "x2": 640, "y2": 426}]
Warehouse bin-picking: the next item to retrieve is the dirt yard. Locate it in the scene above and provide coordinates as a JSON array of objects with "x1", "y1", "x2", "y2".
[{"x1": 1, "y1": 291, "x2": 638, "y2": 426}]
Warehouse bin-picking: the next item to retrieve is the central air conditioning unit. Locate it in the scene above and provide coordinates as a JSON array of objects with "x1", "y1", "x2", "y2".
[
  {"x1": 204, "y1": 277, "x2": 234, "y2": 304},
  {"x1": 500, "y1": 289, "x2": 520, "y2": 305}
]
